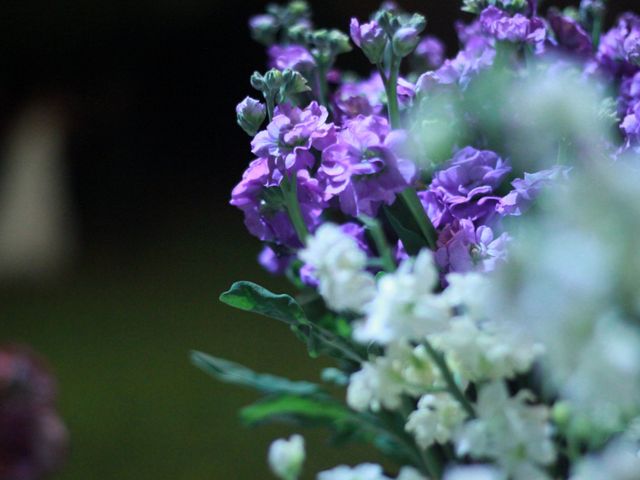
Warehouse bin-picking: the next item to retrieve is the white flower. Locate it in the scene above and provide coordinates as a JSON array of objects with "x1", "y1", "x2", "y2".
[
  {"x1": 299, "y1": 223, "x2": 376, "y2": 313},
  {"x1": 441, "y1": 272, "x2": 490, "y2": 320},
  {"x1": 570, "y1": 439, "x2": 640, "y2": 480},
  {"x1": 347, "y1": 342, "x2": 441, "y2": 412},
  {"x1": 443, "y1": 465, "x2": 502, "y2": 480},
  {"x1": 455, "y1": 381, "x2": 555, "y2": 479},
  {"x1": 268, "y1": 434, "x2": 305, "y2": 480},
  {"x1": 317, "y1": 463, "x2": 391, "y2": 480},
  {"x1": 354, "y1": 250, "x2": 450, "y2": 344},
  {"x1": 406, "y1": 393, "x2": 468, "y2": 449},
  {"x1": 396, "y1": 467, "x2": 428, "y2": 480},
  {"x1": 430, "y1": 316, "x2": 543, "y2": 382}
]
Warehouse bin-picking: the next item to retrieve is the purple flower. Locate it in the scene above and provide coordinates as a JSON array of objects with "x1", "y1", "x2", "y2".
[
  {"x1": 435, "y1": 219, "x2": 510, "y2": 274},
  {"x1": 415, "y1": 36, "x2": 446, "y2": 70},
  {"x1": 318, "y1": 115, "x2": 417, "y2": 216},
  {"x1": 498, "y1": 166, "x2": 570, "y2": 216},
  {"x1": 230, "y1": 159, "x2": 326, "y2": 248},
  {"x1": 268, "y1": 44, "x2": 316, "y2": 71},
  {"x1": 251, "y1": 101, "x2": 335, "y2": 177},
  {"x1": 421, "y1": 147, "x2": 511, "y2": 228},
  {"x1": 334, "y1": 73, "x2": 415, "y2": 121},
  {"x1": 621, "y1": 101, "x2": 640, "y2": 150},
  {"x1": 416, "y1": 33, "x2": 495, "y2": 92},
  {"x1": 0, "y1": 345, "x2": 68, "y2": 480},
  {"x1": 597, "y1": 13, "x2": 640, "y2": 77},
  {"x1": 548, "y1": 12, "x2": 593, "y2": 56},
  {"x1": 350, "y1": 18, "x2": 387, "y2": 64},
  {"x1": 258, "y1": 246, "x2": 291, "y2": 274},
  {"x1": 480, "y1": 6, "x2": 547, "y2": 51}
]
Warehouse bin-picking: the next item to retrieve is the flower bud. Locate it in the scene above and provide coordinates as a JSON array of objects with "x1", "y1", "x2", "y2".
[
  {"x1": 350, "y1": 18, "x2": 387, "y2": 64},
  {"x1": 249, "y1": 14, "x2": 278, "y2": 45},
  {"x1": 236, "y1": 97, "x2": 266, "y2": 136},
  {"x1": 268, "y1": 434, "x2": 305, "y2": 480},
  {"x1": 392, "y1": 26, "x2": 421, "y2": 58}
]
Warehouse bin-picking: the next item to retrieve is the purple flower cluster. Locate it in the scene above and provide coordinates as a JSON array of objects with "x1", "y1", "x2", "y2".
[
  {"x1": 233, "y1": 2, "x2": 640, "y2": 278},
  {"x1": 0, "y1": 345, "x2": 68, "y2": 480}
]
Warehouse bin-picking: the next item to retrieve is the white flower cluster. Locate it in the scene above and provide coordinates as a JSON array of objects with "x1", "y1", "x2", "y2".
[
  {"x1": 455, "y1": 381, "x2": 555, "y2": 480},
  {"x1": 406, "y1": 393, "x2": 468, "y2": 449},
  {"x1": 299, "y1": 223, "x2": 376, "y2": 313},
  {"x1": 353, "y1": 250, "x2": 449, "y2": 344},
  {"x1": 317, "y1": 464, "x2": 426, "y2": 480},
  {"x1": 347, "y1": 341, "x2": 441, "y2": 412},
  {"x1": 489, "y1": 166, "x2": 640, "y2": 431}
]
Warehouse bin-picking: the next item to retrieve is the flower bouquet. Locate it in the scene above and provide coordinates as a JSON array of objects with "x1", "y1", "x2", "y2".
[{"x1": 193, "y1": 1, "x2": 640, "y2": 478}]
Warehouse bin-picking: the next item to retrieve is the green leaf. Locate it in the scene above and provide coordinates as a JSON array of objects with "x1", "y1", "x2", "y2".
[
  {"x1": 191, "y1": 351, "x2": 321, "y2": 396},
  {"x1": 383, "y1": 204, "x2": 428, "y2": 255},
  {"x1": 219, "y1": 281, "x2": 308, "y2": 326},
  {"x1": 240, "y1": 394, "x2": 353, "y2": 426}
]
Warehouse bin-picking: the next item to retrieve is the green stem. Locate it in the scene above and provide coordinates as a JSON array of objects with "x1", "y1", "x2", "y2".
[
  {"x1": 423, "y1": 340, "x2": 476, "y2": 419},
  {"x1": 265, "y1": 94, "x2": 275, "y2": 122},
  {"x1": 281, "y1": 176, "x2": 309, "y2": 244},
  {"x1": 400, "y1": 188, "x2": 437, "y2": 251},
  {"x1": 359, "y1": 216, "x2": 396, "y2": 272},
  {"x1": 380, "y1": 57, "x2": 401, "y2": 129},
  {"x1": 316, "y1": 63, "x2": 330, "y2": 109}
]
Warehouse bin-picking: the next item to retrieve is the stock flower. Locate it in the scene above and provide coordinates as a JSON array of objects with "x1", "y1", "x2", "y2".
[
  {"x1": 443, "y1": 466, "x2": 501, "y2": 480},
  {"x1": 548, "y1": 11, "x2": 593, "y2": 56},
  {"x1": 479, "y1": 6, "x2": 547, "y2": 51},
  {"x1": 405, "y1": 393, "x2": 468, "y2": 449},
  {"x1": 570, "y1": 438, "x2": 640, "y2": 480},
  {"x1": 497, "y1": 166, "x2": 570, "y2": 216},
  {"x1": 298, "y1": 223, "x2": 375, "y2": 313},
  {"x1": 435, "y1": 219, "x2": 510, "y2": 274},
  {"x1": 597, "y1": 13, "x2": 640, "y2": 76},
  {"x1": 230, "y1": 159, "x2": 325, "y2": 247},
  {"x1": 414, "y1": 36, "x2": 445, "y2": 70},
  {"x1": 251, "y1": 101, "x2": 335, "y2": 177},
  {"x1": 236, "y1": 96, "x2": 267, "y2": 136},
  {"x1": 0, "y1": 346, "x2": 68, "y2": 480},
  {"x1": 258, "y1": 246, "x2": 291, "y2": 274},
  {"x1": 334, "y1": 74, "x2": 415, "y2": 121},
  {"x1": 347, "y1": 342, "x2": 440, "y2": 412},
  {"x1": 268, "y1": 44, "x2": 316, "y2": 71},
  {"x1": 318, "y1": 464, "x2": 391, "y2": 480},
  {"x1": 318, "y1": 115, "x2": 418, "y2": 216},
  {"x1": 455, "y1": 382, "x2": 555, "y2": 479},
  {"x1": 350, "y1": 19, "x2": 387, "y2": 64},
  {"x1": 420, "y1": 147, "x2": 511, "y2": 229},
  {"x1": 353, "y1": 250, "x2": 450, "y2": 345},
  {"x1": 268, "y1": 434, "x2": 305, "y2": 480}
]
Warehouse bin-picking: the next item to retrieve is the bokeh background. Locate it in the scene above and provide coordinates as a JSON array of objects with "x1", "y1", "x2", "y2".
[{"x1": 0, "y1": 0, "x2": 636, "y2": 478}]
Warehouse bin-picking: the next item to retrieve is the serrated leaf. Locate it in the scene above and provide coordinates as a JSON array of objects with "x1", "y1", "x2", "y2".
[
  {"x1": 191, "y1": 351, "x2": 321, "y2": 396},
  {"x1": 240, "y1": 394, "x2": 353, "y2": 426},
  {"x1": 219, "y1": 281, "x2": 308, "y2": 326}
]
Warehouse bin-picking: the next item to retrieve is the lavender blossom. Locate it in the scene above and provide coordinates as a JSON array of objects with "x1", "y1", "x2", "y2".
[
  {"x1": 435, "y1": 219, "x2": 510, "y2": 274},
  {"x1": 230, "y1": 158, "x2": 326, "y2": 248},
  {"x1": 479, "y1": 6, "x2": 547, "y2": 51},
  {"x1": 334, "y1": 73, "x2": 415, "y2": 121},
  {"x1": 251, "y1": 101, "x2": 335, "y2": 177},
  {"x1": 498, "y1": 166, "x2": 570, "y2": 216},
  {"x1": 318, "y1": 115, "x2": 417, "y2": 216},
  {"x1": 420, "y1": 147, "x2": 511, "y2": 229},
  {"x1": 268, "y1": 44, "x2": 316, "y2": 71},
  {"x1": 0, "y1": 346, "x2": 68, "y2": 480},
  {"x1": 597, "y1": 13, "x2": 640, "y2": 77},
  {"x1": 414, "y1": 36, "x2": 446, "y2": 70},
  {"x1": 548, "y1": 12, "x2": 593, "y2": 56}
]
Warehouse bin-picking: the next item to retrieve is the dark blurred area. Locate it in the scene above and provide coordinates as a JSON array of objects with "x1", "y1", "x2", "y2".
[{"x1": 0, "y1": 1, "x2": 636, "y2": 479}]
